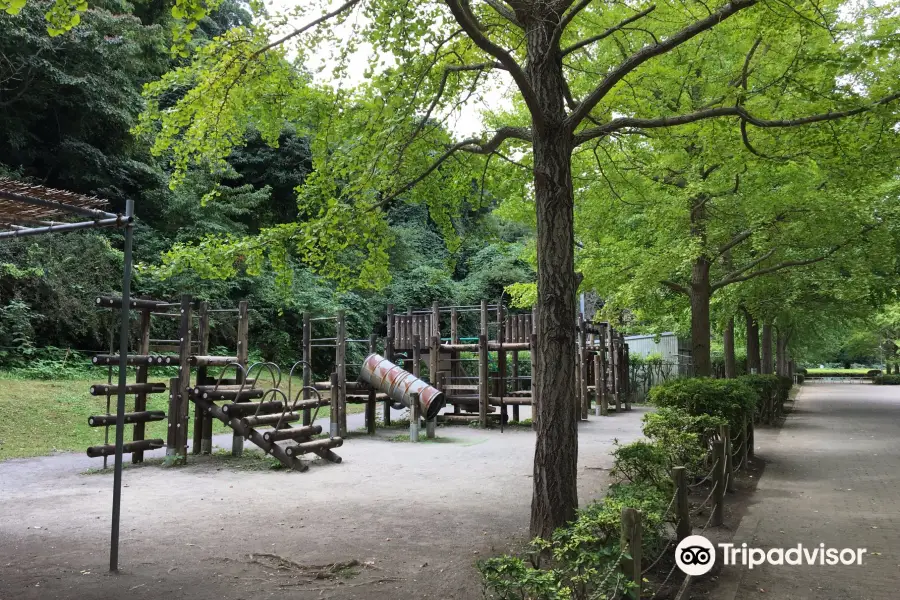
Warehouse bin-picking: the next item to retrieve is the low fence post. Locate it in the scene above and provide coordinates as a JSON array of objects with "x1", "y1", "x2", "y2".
[
  {"x1": 620, "y1": 507, "x2": 642, "y2": 600},
  {"x1": 740, "y1": 415, "x2": 749, "y2": 470},
  {"x1": 673, "y1": 466, "x2": 691, "y2": 541},
  {"x1": 712, "y1": 440, "x2": 725, "y2": 526},
  {"x1": 720, "y1": 424, "x2": 736, "y2": 492},
  {"x1": 410, "y1": 392, "x2": 420, "y2": 442}
]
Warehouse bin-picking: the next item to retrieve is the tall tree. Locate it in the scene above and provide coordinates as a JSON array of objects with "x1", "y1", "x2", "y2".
[{"x1": 17, "y1": 0, "x2": 900, "y2": 535}]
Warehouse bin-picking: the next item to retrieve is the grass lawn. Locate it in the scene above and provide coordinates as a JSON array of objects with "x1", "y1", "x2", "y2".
[
  {"x1": 805, "y1": 368, "x2": 877, "y2": 374},
  {"x1": 0, "y1": 376, "x2": 365, "y2": 461}
]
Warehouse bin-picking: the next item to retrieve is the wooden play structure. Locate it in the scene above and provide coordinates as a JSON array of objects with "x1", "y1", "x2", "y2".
[
  {"x1": 310, "y1": 300, "x2": 632, "y2": 436},
  {"x1": 86, "y1": 295, "x2": 343, "y2": 471},
  {"x1": 85, "y1": 294, "x2": 632, "y2": 463}
]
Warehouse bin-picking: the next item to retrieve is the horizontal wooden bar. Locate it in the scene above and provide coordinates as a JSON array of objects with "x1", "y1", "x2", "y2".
[
  {"x1": 95, "y1": 296, "x2": 168, "y2": 310},
  {"x1": 89, "y1": 382, "x2": 166, "y2": 396},
  {"x1": 91, "y1": 354, "x2": 163, "y2": 366},
  {"x1": 87, "y1": 439, "x2": 164, "y2": 458},
  {"x1": 220, "y1": 401, "x2": 284, "y2": 417},
  {"x1": 240, "y1": 412, "x2": 302, "y2": 428},
  {"x1": 284, "y1": 437, "x2": 344, "y2": 457},
  {"x1": 262, "y1": 425, "x2": 322, "y2": 443},
  {"x1": 88, "y1": 410, "x2": 166, "y2": 427},
  {"x1": 190, "y1": 355, "x2": 239, "y2": 367},
  {"x1": 489, "y1": 397, "x2": 533, "y2": 406},
  {"x1": 190, "y1": 388, "x2": 265, "y2": 401}
]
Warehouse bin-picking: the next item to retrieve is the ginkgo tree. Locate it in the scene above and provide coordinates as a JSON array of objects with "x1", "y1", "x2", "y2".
[{"x1": 13, "y1": 0, "x2": 900, "y2": 536}]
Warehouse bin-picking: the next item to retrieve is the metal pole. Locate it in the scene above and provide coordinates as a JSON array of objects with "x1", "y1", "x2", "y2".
[{"x1": 110, "y1": 199, "x2": 134, "y2": 572}]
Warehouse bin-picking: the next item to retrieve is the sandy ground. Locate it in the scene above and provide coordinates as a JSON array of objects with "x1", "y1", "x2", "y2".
[{"x1": 0, "y1": 406, "x2": 647, "y2": 600}]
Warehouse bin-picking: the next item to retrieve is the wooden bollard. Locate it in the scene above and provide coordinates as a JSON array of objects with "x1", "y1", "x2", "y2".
[
  {"x1": 620, "y1": 507, "x2": 642, "y2": 599},
  {"x1": 673, "y1": 467, "x2": 691, "y2": 541},
  {"x1": 740, "y1": 415, "x2": 749, "y2": 470},
  {"x1": 410, "y1": 392, "x2": 420, "y2": 442},
  {"x1": 329, "y1": 372, "x2": 340, "y2": 438},
  {"x1": 720, "y1": 424, "x2": 736, "y2": 492},
  {"x1": 747, "y1": 417, "x2": 755, "y2": 458},
  {"x1": 712, "y1": 440, "x2": 725, "y2": 526}
]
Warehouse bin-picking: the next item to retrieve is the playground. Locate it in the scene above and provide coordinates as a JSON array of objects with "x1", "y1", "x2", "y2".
[{"x1": 0, "y1": 405, "x2": 647, "y2": 600}]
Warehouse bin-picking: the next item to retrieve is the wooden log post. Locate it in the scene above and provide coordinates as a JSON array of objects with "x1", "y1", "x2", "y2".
[
  {"x1": 747, "y1": 416, "x2": 755, "y2": 459},
  {"x1": 194, "y1": 301, "x2": 211, "y2": 455},
  {"x1": 530, "y1": 331, "x2": 537, "y2": 430},
  {"x1": 479, "y1": 300, "x2": 489, "y2": 428},
  {"x1": 174, "y1": 295, "x2": 193, "y2": 458},
  {"x1": 329, "y1": 372, "x2": 340, "y2": 438},
  {"x1": 712, "y1": 440, "x2": 726, "y2": 526},
  {"x1": 497, "y1": 304, "x2": 508, "y2": 423},
  {"x1": 430, "y1": 301, "x2": 440, "y2": 382},
  {"x1": 620, "y1": 507, "x2": 642, "y2": 599},
  {"x1": 595, "y1": 353, "x2": 607, "y2": 416},
  {"x1": 720, "y1": 424, "x2": 736, "y2": 492},
  {"x1": 233, "y1": 299, "x2": 248, "y2": 457},
  {"x1": 366, "y1": 333, "x2": 377, "y2": 434},
  {"x1": 511, "y1": 349, "x2": 520, "y2": 422},
  {"x1": 412, "y1": 334, "x2": 421, "y2": 377},
  {"x1": 166, "y1": 376, "x2": 184, "y2": 459},
  {"x1": 673, "y1": 466, "x2": 691, "y2": 541},
  {"x1": 302, "y1": 312, "x2": 312, "y2": 426},
  {"x1": 384, "y1": 304, "x2": 395, "y2": 426},
  {"x1": 409, "y1": 392, "x2": 420, "y2": 442},
  {"x1": 132, "y1": 309, "x2": 152, "y2": 463},
  {"x1": 578, "y1": 314, "x2": 589, "y2": 420},
  {"x1": 623, "y1": 344, "x2": 631, "y2": 410},
  {"x1": 336, "y1": 310, "x2": 347, "y2": 436},
  {"x1": 739, "y1": 415, "x2": 749, "y2": 471}
]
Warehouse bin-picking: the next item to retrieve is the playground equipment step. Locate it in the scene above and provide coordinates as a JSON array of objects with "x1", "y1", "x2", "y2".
[
  {"x1": 262, "y1": 424, "x2": 322, "y2": 443},
  {"x1": 189, "y1": 387, "x2": 265, "y2": 401},
  {"x1": 88, "y1": 410, "x2": 166, "y2": 427},
  {"x1": 220, "y1": 401, "x2": 284, "y2": 417},
  {"x1": 89, "y1": 382, "x2": 166, "y2": 396},
  {"x1": 86, "y1": 438, "x2": 164, "y2": 458}
]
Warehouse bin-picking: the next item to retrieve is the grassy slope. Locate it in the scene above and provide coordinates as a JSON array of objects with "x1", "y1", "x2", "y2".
[{"x1": 0, "y1": 377, "x2": 364, "y2": 461}]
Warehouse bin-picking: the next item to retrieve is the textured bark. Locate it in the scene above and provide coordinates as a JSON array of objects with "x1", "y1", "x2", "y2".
[
  {"x1": 526, "y1": 16, "x2": 579, "y2": 540},
  {"x1": 761, "y1": 323, "x2": 773, "y2": 374},
  {"x1": 775, "y1": 329, "x2": 788, "y2": 376},
  {"x1": 689, "y1": 258, "x2": 713, "y2": 377},
  {"x1": 744, "y1": 309, "x2": 761, "y2": 373},
  {"x1": 723, "y1": 317, "x2": 736, "y2": 378}
]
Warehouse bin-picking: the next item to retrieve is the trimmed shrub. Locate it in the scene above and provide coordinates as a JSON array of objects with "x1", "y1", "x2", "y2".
[
  {"x1": 873, "y1": 375, "x2": 900, "y2": 385},
  {"x1": 738, "y1": 374, "x2": 779, "y2": 418},
  {"x1": 796, "y1": 374, "x2": 805, "y2": 385},
  {"x1": 641, "y1": 407, "x2": 725, "y2": 474},
  {"x1": 776, "y1": 375, "x2": 793, "y2": 403},
  {"x1": 649, "y1": 377, "x2": 756, "y2": 433},
  {"x1": 866, "y1": 369, "x2": 883, "y2": 377}
]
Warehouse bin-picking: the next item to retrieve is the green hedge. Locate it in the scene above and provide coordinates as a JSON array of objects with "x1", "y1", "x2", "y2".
[
  {"x1": 804, "y1": 370, "x2": 874, "y2": 378},
  {"x1": 873, "y1": 375, "x2": 900, "y2": 385},
  {"x1": 738, "y1": 374, "x2": 778, "y2": 417},
  {"x1": 649, "y1": 377, "x2": 756, "y2": 433}
]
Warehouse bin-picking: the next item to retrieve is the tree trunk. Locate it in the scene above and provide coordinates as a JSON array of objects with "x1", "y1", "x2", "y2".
[
  {"x1": 527, "y1": 18, "x2": 578, "y2": 540},
  {"x1": 689, "y1": 257, "x2": 713, "y2": 377},
  {"x1": 744, "y1": 309, "x2": 761, "y2": 373},
  {"x1": 775, "y1": 329, "x2": 788, "y2": 376},
  {"x1": 724, "y1": 317, "x2": 736, "y2": 378},
  {"x1": 761, "y1": 323, "x2": 773, "y2": 374}
]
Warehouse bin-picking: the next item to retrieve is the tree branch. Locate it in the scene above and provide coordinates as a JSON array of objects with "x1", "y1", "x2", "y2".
[
  {"x1": 565, "y1": 0, "x2": 757, "y2": 129},
  {"x1": 443, "y1": 0, "x2": 544, "y2": 126},
  {"x1": 662, "y1": 280, "x2": 689, "y2": 294},
  {"x1": 560, "y1": 6, "x2": 657, "y2": 57},
  {"x1": 573, "y1": 91, "x2": 900, "y2": 144},
  {"x1": 374, "y1": 126, "x2": 532, "y2": 209},
  {"x1": 482, "y1": 0, "x2": 524, "y2": 27},
  {"x1": 715, "y1": 229, "x2": 753, "y2": 257},
  {"x1": 711, "y1": 224, "x2": 878, "y2": 290}
]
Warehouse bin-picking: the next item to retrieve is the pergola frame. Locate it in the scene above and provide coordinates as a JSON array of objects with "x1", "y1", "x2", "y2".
[{"x1": 0, "y1": 178, "x2": 134, "y2": 572}]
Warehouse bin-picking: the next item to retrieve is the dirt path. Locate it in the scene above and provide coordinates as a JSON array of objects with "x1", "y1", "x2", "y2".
[
  {"x1": 0, "y1": 407, "x2": 646, "y2": 600},
  {"x1": 707, "y1": 383, "x2": 900, "y2": 600}
]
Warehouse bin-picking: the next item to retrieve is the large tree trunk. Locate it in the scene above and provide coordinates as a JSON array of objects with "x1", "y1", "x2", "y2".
[
  {"x1": 775, "y1": 329, "x2": 788, "y2": 376},
  {"x1": 744, "y1": 309, "x2": 761, "y2": 373},
  {"x1": 527, "y1": 18, "x2": 578, "y2": 540},
  {"x1": 761, "y1": 323, "x2": 773, "y2": 374},
  {"x1": 689, "y1": 257, "x2": 713, "y2": 377},
  {"x1": 724, "y1": 317, "x2": 736, "y2": 378}
]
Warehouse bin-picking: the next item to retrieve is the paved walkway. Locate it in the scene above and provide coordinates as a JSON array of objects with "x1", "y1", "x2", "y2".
[{"x1": 713, "y1": 383, "x2": 900, "y2": 600}]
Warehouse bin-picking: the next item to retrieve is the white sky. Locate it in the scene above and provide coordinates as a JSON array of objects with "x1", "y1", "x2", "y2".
[{"x1": 265, "y1": 0, "x2": 513, "y2": 138}]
